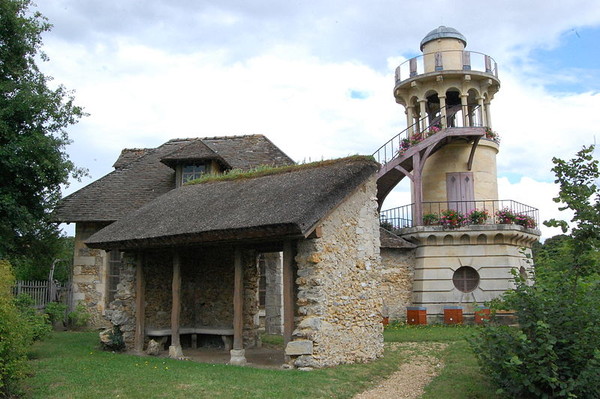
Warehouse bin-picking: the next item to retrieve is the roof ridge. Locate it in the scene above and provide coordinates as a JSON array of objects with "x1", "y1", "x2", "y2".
[{"x1": 166, "y1": 134, "x2": 265, "y2": 143}]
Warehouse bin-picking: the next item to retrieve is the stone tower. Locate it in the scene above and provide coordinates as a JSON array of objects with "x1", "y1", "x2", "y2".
[{"x1": 375, "y1": 27, "x2": 540, "y2": 320}]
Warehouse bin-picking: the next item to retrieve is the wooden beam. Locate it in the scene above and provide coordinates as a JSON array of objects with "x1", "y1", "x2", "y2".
[
  {"x1": 467, "y1": 137, "x2": 481, "y2": 171},
  {"x1": 394, "y1": 165, "x2": 414, "y2": 182},
  {"x1": 282, "y1": 240, "x2": 296, "y2": 348},
  {"x1": 169, "y1": 251, "x2": 183, "y2": 358},
  {"x1": 134, "y1": 253, "x2": 145, "y2": 353},
  {"x1": 233, "y1": 246, "x2": 244, "y2": 350}
]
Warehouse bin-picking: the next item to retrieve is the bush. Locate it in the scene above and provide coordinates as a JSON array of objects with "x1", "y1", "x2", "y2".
[
  {"x1": 14, "y1": 294, "x2": 51, "y2": 341},
  {"x1": 0, "y1": 260, "x2": 34, "y2": 397},
  {"x1": 470, "y1": 268, "x2": 600, "y2": 398},
  {"x1": 67, "y1": 302, "x2": 91, "y2": 329},
  {"x1": 45, "y1": 301, "x2": 67, "y2": 326}
]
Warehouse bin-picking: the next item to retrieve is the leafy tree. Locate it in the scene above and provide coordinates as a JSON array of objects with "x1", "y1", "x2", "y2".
[
  {"x1": 0, "y1": 0, "x2": 85, "y2": 273},
  {"x1": 544, "y1": 145, "x2": 599, "y2": 276}
]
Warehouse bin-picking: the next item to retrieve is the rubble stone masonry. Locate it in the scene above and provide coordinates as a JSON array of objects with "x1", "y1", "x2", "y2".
[{"x1": 292, "y1": 175, "x2": 384, "y2": 368}]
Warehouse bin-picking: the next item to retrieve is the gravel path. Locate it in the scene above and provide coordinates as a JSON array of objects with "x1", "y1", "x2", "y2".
[{"x1": 353, "y1": 342, "x2": 447, "y2": 399}]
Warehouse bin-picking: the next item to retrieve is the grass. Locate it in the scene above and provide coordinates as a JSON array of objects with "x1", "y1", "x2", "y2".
[
  {"x1": 185, "y1": 155, "x2": 374, "y2": 185},
  {"x1": 384, "y1": 323, "x2": 503, "y2": 399},
  {"x1": 24, "y1": 326, "x2": 501, "y2": 399}
]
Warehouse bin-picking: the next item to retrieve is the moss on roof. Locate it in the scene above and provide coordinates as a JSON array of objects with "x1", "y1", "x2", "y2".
[{"x1": 186, "y1": 155, "x2": 375, "y2": 185}]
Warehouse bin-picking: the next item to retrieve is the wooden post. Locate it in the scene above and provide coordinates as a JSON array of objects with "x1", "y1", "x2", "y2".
[
  {"x1": 230, "y1": 246, "x2": 247, "y2": 365},
  {"x1": 169, "y1": 252, "x2": 183, "y2": 359},
  {"x1": 233, "y1": 247, "x2": 243, "y2": 350},
  {"x1": 282, "y1": 240, "x2": 296, "y2": 348},
  {"x1": 134, "y1": 253, "x2": 145, "y2": 353}
]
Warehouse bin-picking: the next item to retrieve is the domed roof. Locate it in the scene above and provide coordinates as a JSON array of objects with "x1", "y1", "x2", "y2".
[{"x1": 420, "y1": 26, "x2": 467, "y2": 51}]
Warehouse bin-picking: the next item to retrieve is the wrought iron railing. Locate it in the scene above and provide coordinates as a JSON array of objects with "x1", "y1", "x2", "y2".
[
  {"x1": 380, "y1": 200, "x2": 539, "y2": 230},
  {"x1": 395, "y1": 50, "x2": 498, "y2": 85},
  {"x1": 372, "y1": 104, "x2": 484, "y2": 166}
]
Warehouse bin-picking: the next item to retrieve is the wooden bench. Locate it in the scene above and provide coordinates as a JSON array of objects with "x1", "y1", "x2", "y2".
[{"x1": 145, "y1": 327, "x2": 234, "y2": 350}]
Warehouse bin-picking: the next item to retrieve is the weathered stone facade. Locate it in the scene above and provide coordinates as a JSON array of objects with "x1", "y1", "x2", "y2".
[
  {"x1": 380, "y1": 248, "x2": 415, "y2": 321},
  {"x1": 262, "y1": 252, "x2": 283, "y2": 335},
  {"x1": 105, "y1": 253, "x2": 137, "y2": 346},
  {"x1": 72, "y1": 222, "x2": 112, "y2": 327},
  {"x1": 106, "y1": 246, "x2": 260, "y2": 351},
  {"x1": 291, "y1": 175, "x2": 384, "y2": 368}
]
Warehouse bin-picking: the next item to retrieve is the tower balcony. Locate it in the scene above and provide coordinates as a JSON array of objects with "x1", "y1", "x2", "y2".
[
  {"x1": 395, "y1": 50, "x2": 499, "y2": 88},
  {"x1": 380, "y1": 199, "x2": 540, "y2": 232}
]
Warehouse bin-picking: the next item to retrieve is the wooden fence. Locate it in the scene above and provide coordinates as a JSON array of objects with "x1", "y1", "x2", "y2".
[{"x1": 12, "y1": 280, "x2": 73, "y2": 310}]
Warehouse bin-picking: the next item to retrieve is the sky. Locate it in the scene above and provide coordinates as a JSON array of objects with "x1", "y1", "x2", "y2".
[{"x1": 34, "y1": 0, "x2": 600, "y2": 240}]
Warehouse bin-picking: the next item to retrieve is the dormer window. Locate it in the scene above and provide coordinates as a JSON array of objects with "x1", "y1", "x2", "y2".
[{"x1": 182, "y1": 164, "x2": 206, "y2": 184}]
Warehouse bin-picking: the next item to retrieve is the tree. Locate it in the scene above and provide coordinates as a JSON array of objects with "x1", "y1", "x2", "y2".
[
  {"x1": 0, "y1": 0, "x2": 85, "y2": 272},
  {"x1": 544, "y1": 145, "x2": 599, "y2": 276}
]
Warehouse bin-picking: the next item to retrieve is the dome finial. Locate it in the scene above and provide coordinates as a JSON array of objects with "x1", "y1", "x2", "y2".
[{"x1": 420, "y1": 26, "x2": 467, "y2": 51}]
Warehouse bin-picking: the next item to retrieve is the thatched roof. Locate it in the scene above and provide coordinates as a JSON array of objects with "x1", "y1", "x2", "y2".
[
  {"x1": 85, "y1": 156, "x2": 379, "y2": 250},
  {"x1": 53, "y1": 135, "x2": 294, "y2": 223},
  {"x1": 379, "y1": 228, "x2": 416, "y2": 249},
  {"x1": 160, "y1": 139, "x2": 230, "y2": 169},
  {"x1": 113, "y1": 148, "x2": 152, "y2": 169}
]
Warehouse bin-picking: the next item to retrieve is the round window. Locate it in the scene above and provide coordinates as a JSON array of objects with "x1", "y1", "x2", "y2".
[{"x1": 452, "y1": 266, "x2": 480, "y2": 293}]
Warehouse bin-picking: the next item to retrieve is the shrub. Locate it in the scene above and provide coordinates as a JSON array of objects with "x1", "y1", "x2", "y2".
[
  {"x1": 0, "y1": 260, "x2": 34, "y2": 397},
  {"x1": 470, "y1": 268, "x2": 600, "y2": 398},
  {"x1": 67, "y1": 302, "x2": 91, "y2": 329},
  {"x1": 14, "y1": 294, "x2": 51, "y2": 341},
  {"x1": 45, "y1": 301, "x2": 67, "y2": 326}
]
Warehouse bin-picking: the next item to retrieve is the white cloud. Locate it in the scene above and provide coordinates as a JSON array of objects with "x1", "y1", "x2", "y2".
[{"x1": 33, "y1": 0, "x2": 600, "y2": 242}]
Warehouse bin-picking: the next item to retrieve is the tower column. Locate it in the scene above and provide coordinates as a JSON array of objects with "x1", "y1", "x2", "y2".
[
  {"x1": 460, "y1": 94, "x2": 469, "y2": 127},
  {"x1": 406, "y1": 105, "x2": 415, "y2": 136},
  {"x1": 418, "y1": 99, "x2": 428, "y2": 129},
  {"x1": 439, "y1": 95, "x2": 447, "y2": 129},
  {"x1": 485, "y1": 101, "x2": 493, "y2": 129},
  {"x1": 477, "y1": 97, "x2": 486, "y2": 126}
]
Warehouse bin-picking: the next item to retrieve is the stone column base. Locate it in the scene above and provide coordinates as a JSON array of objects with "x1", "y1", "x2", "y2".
[
  {"x1": 229, "y1": 349, "x2": 247, "y2": 366},
  {"x1": 169, "y1": 345, "x2": 184, "y2": 359}
]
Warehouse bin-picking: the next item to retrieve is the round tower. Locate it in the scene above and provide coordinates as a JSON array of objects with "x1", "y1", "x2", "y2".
[{"x1": 393, "y1": 26, "x2": 501, "y2": 205}]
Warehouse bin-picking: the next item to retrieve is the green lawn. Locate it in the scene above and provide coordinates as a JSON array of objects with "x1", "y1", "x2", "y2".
[{"x1": 24, "y1": 326, "x2": 501, "y2": 399}]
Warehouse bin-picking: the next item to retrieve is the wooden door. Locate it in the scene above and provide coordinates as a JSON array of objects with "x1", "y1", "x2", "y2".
[{"x1": 446, "y1": 172, "x2": 474, "y2": 213}]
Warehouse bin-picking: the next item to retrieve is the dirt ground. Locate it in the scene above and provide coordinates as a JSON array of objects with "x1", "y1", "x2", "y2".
[{"x1": 353, "y1": 342, "x2": 447, "y2": 399}]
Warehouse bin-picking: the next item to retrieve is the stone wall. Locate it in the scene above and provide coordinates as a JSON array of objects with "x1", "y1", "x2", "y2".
[
  {"x1": 291, "y1": 175, "x2": 384, "y2": 368},
  {"x1": 263, "y1": 252, "x2": 283, "y2": 334},
  {"x1": 72, "y1": 222, "x2": 112, "y2": 328},
  {"x1": 105, "y1": 253, "x2": 137, "y2": 347},
  {"x1": 380, "y1": 248, "x2": 415, "y2": 321},
  {"x1": 108, "y1": 246, "x2": 260, "y2": 351}
]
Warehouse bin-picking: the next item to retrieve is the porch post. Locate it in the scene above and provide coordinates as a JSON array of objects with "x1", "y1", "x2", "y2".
[
  {"x1": 169, "y1": 251, "x2": 183, "y2": 359},
  {"x1": 134, "y1": 253, "x2": 145, "y2": 353},
  {"x1": 282, "y1": 240, "x2": 296, "y2": 358},
  {"x1": 230, "y1": 246, "x2": 247, "y2": 365}
]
